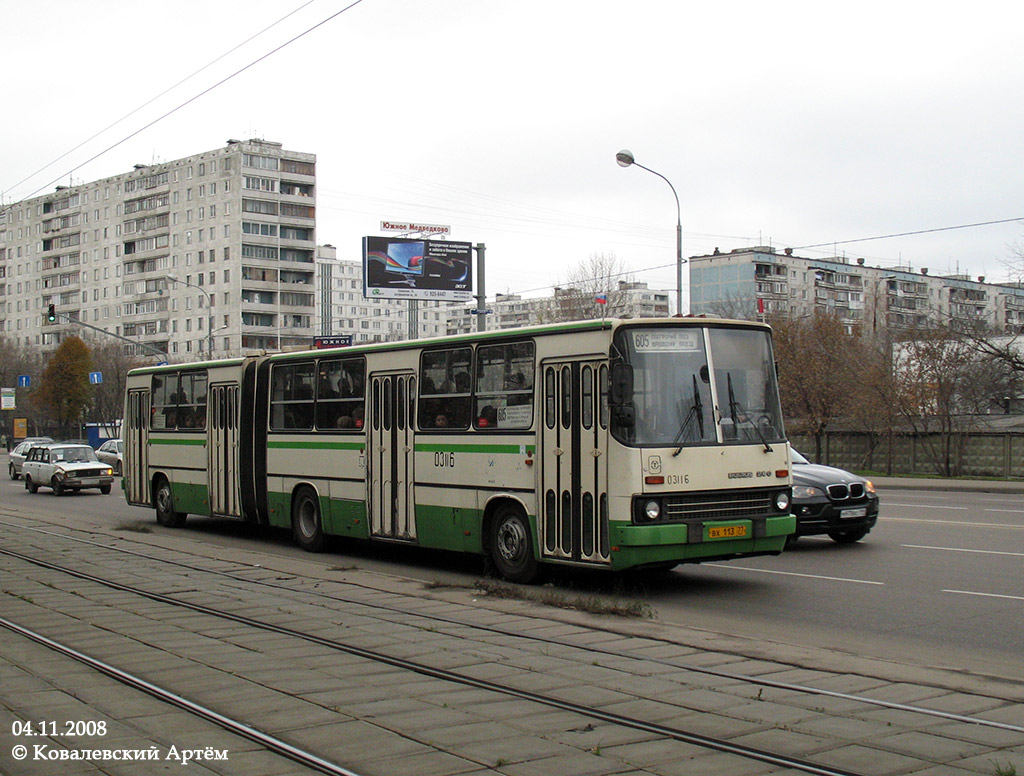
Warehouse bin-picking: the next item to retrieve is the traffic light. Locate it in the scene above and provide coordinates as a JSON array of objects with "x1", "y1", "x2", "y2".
[{"x1": 46, "y1": 303, "x2": 56, "y2": 323}]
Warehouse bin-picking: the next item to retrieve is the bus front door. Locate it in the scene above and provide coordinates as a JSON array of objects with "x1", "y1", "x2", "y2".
[
  {"x1": 207, "y1": 383, "x2": 242, "y2": 518},
  {"x1": 124, "y1": 389, "x2": 150, "y2": 507},
  {"x1": 368, "y1": 373, "x2": 417, "y2": 541},
  {"x1": 540, "y1": 360, "x2": 611, "y2": 565}
]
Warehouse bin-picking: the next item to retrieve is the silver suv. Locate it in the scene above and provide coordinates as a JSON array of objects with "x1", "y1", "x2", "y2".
[{"x1": 22, "y1": 443, "x2": 114, "y2": 496}]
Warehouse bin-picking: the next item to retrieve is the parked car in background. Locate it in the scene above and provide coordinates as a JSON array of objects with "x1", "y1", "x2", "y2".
[
  {"x1": 22, "y1": 443, "x2": 114, "y2": 496},
  {"x1": 95, "y1": 439, "x2": 124, "y2": 475},
  {"x1": 7, "y1": 437, "x2": 54, "y2": 479},
  {"x1": 790, "y1": 448, "x2": 879, "y2": 543}
]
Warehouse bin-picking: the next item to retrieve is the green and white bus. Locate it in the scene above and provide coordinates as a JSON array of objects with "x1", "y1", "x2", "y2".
[{"x1": 123, "y1": 317, "x2": 795, "y2": 582}]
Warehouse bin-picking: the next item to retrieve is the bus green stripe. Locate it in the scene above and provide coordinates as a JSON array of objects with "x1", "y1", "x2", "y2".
[
  {"x1": 149, "y1": 437, "x2": 206, "y2": 446},
  {"x1": 268, "y1": 440, "x2": 366, "y2": 451},
  {"x1": 415, "y1": 443, "x2": 535, "y2": 455}
]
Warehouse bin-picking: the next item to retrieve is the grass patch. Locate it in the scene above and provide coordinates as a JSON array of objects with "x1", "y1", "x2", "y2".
[
  {"x1": 476, "y1": 579, "x2": 654, "y2": 619},
  {"x1": 422, "y1": 579, "x2": 469, "y2": 591},
  {"x1": 114, "y1": 521, "x2": 152, "y2": 533}
]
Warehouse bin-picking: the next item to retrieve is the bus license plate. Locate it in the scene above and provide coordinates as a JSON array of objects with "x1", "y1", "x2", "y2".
[
  {"x1": 708, "y1": 525, "x2": 747, "y2": 539},
  {"x1": 841, "y1": 507, "x2": 867, "y2": 519}
]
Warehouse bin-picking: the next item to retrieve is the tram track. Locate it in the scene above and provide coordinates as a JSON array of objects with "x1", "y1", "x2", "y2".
[
  {"x1": 1, "y1": 542, "x2": 867, "y2": 776},
  {"x1": 0, "y1": 615, "x2": 365, "y2": 776},
  {"x1": 4, "y1": 517, "x2": 1024, "y2": 731},
  {"x1": 2, "y1": 518, "x2": 1023, "y2": 774}
]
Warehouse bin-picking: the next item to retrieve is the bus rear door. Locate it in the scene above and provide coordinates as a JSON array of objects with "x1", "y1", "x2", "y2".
[{"x1": 124, "y1": 389, "x2": 150, "y2": 506}]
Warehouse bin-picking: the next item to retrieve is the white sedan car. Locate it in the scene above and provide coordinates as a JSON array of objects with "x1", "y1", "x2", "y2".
[{"x1": 22, "y1": 443, "x2": 114, "y2": 496}]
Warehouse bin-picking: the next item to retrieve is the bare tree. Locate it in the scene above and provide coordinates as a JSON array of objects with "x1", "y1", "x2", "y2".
[
  {"x1": 0, "y1": 336, "x2": 47, "y2": 439},
  {"x1": 770, "y1": 312, "x2": 870, "y2": 462},
  {"x1": 538, "y1": 253, "x2": 636, "y2": 322},
  {"x1": 89, "y1": 341, "x2": 146, "y2": 427},
  {"x1": 891, "y1": 327, "x2": 997, "y2": 476}
]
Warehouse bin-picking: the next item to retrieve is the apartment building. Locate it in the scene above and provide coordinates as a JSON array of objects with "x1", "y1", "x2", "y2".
[
  {"x1": 445, "y1": 281, "x2": 671, "y2": 335},
  {"x1": 690, "y1": 246, "x2": 1024, "y2": 335},
  {"x1": 316, "y1": 245, "x2": 453, "y2": 344},
  {"x1": 0, "y1": 139, "x2": 317, "y2": 359}
]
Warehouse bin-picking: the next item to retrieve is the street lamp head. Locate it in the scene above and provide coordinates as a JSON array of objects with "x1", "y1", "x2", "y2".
[{"x1": 615, "y1": 149, "x2": 635, "y2": 168}]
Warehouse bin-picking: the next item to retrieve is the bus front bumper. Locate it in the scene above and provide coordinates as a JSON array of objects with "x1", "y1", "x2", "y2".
[{"x1": 608, "y1": 514, "x2": 795, "y2": 570}]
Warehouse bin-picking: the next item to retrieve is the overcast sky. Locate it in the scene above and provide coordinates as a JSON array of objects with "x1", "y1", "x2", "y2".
[{"x1": 4, "y1": 0, "x2": 1023, "y2": 308}]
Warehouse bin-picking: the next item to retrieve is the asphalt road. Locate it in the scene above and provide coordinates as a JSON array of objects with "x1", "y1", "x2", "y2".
[{"x1": 1, "y1": 467, "x2": 1020, "y2": 681}]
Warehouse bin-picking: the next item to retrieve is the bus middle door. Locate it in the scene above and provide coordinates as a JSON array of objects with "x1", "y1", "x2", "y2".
[
  {"x1": 368, "y1": 372, "x2": 417, "y2": 540},
  {"x1": 540, "y1": 360, "x2": 610, "y2": 565}
]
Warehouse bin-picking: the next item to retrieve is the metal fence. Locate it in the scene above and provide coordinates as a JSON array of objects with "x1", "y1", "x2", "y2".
[{"x1": 788, "y1": 430, "x2": 1024, "y2": 479}]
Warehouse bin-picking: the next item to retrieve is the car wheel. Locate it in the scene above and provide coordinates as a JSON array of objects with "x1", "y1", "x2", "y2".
[
  {"x1": 292, "y1": 487, "x2": 325, "y2": 552},
  {"x1": 51, "y1": 477, "x2": 64, "y2": 496},
  {"x1": 490, "y1": 504, "x2": 539, "y2": 583},
  {"x1": 100, "y1": 484, "x2": 112, "y2": 495},
  {"x1": 154, "y1": 477, "x2": 186, "y2": 528},
  {"x1": 9, "y1": 463, "x2": 17, "y2": 480},
  {"x1": 827, "y1": 528, "x2": 868, "y2": 544},
  {"x1": 25, "y1": 475, "x2": 38, "y2": 494},
  {"x1": 114, "y1": 461, "x2": 122, "y2": 476}
]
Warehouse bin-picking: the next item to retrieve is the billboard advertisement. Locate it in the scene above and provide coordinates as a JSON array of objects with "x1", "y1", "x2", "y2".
[{"x1": 362, "y1": 236, "x2": 473, "y2": 301}]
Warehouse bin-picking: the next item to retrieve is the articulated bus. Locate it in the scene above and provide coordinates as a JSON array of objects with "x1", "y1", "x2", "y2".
[{"x1": 123, "y1": 317, "x2": 795, "y2": 582}]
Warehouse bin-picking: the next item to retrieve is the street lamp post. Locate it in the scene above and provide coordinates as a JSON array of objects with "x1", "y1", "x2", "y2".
[
  {"x1": 165, "y1": 275, "x2": 214, "y2": 357},
  {"x1": 616, "y1": 149, "x2": 685, "y2": 315}
]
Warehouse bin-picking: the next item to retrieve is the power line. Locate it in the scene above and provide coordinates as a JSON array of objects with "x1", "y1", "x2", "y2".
[
  {"x1": 3, "y1": 0, "x2": 322, "y2": 201},
  {"x1": 2, "y1": 0, "x2": 367, "y2": 211},
  {"x1": 795, "y1": 217, "x2": 1024, "y2": 251}
]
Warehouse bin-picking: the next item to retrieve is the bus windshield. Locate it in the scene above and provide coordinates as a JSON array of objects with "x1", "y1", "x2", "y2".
[{"x1": 613, "y1": 326, "x2": 785, "y2": 447}]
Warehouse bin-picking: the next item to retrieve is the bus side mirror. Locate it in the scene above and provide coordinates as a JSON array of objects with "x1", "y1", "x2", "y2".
[{"x1": 610, "y1": 362, "x2": 633, "y2": 405}]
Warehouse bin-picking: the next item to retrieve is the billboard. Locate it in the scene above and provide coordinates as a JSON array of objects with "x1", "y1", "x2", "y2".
[{"x1": 362, "y1": 236, "x2": 473, "y2": 301}]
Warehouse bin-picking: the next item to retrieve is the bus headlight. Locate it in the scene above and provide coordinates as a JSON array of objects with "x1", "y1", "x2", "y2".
[
  {"x1": 643, "y1": 500, "x2": 661, "y2": 521},
  {"x1": 774, "y1": 490, "x2": 792, "y2": 512}
]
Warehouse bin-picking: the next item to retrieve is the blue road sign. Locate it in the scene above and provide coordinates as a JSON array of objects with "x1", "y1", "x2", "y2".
[
  {"x1": 89, "y1": 372, "x2": 103, "y2": 385},
  {"x1": 17, "y1": 375, "x2": 30, "y2": 388}
]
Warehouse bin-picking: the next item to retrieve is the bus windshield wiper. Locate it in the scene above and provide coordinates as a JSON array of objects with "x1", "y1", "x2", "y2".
[
  {"x1": 671, "y1": 374, "x2": 704, "y2": 457},
  {"x1": 727, "y1": 372, "x2": 772, "y2": 453}
]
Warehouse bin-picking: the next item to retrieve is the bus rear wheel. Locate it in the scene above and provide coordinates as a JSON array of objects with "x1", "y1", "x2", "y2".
[
  {"x1": 490, "y1": 504, "x2": 539, "y2": 584},
  {"x1": 292, "y1": 487, "x2": 325, "y2": 552},
  {"x1": 154, "y1": 478, "x2": 186, "y2": 528}
]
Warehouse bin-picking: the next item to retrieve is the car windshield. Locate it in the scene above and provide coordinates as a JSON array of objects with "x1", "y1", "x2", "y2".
[{"x1": 52, "y1": 446, "x2": 98, "y2": 463}]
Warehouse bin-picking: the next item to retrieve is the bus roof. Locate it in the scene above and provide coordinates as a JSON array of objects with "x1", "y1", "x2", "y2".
[{"x1": 127, "y1": 316, "x2": 771, "y2": 375}]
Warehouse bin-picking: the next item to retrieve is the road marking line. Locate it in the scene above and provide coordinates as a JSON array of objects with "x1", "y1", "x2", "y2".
[
  {"x1": 943, "y1": 589, "x2": 1024, "y2": 602},
  {"x1": 904, "y1": 544, "x2": 1024, "y2": 558},
  {"x1": 883, "y1": 517, "x2": 1024, "y2": 529},
  {"x1": 706, "y1": 564, "x2": 884, "y2": 585},
  {"x1": 983, "y1": 508, "x2": 1024, "y2": 514},
  {"x1": 883, "y1": 502, "x2": 967, "y2": 509}
]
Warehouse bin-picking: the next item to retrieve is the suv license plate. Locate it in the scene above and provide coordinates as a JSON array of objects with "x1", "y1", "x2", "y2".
[
  {"x1": 708, "y1": 525, "x2": 747, "y2": 539},
  {"x1": 841, "y1": 507, "x2": 867, "y2": 519}
]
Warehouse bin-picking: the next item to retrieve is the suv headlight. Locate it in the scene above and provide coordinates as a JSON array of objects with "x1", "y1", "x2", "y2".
[{"x1": 792, "y1": 485, "x2": 823, "y2": 500}]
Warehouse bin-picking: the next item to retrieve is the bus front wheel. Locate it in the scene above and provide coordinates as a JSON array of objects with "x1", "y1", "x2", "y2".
[
  {"x1": 490, "y1": 505, "x2": 539, "y2": 584},
  {"x1": 154, "y1": 478, "x2": 186, "y2": 528},
  {"x1": 292, "y1": 487, "x2": 325, "y2": 552}
]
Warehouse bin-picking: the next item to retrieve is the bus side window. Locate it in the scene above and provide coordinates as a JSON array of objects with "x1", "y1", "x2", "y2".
[
  {"x1": 270, "y1": 362, "x2": 315, "y2": 431},
  {"x1": 419, "y1": 347, "x2": 472, "y2": 429},
  {"x1": 316, "y1": 357, "x2": 365, "y2": 431},
  {"x1": 474, "y1": 341, "x2": 534, "y2": 430},
  {"x1": 152, "y1": 372, "x2": 179, "y2": 430}
]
